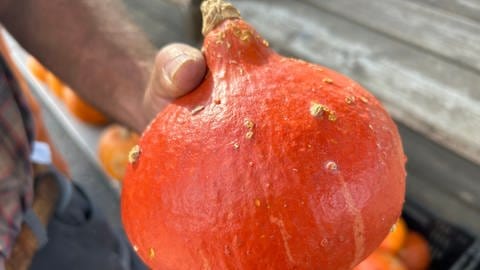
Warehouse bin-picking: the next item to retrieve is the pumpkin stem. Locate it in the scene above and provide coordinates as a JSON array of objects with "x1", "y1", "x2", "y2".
[{"x1": 201, "y1": 0, "x2": 241, "y2": 36}]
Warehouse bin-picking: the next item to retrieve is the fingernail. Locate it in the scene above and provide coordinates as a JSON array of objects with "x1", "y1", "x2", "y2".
[{"x1": 164, "y1": 53, "x2": 192, "y2": 84}]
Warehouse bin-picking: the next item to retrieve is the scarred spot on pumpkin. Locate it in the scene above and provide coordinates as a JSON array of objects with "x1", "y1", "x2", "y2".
[
  {"x1": 323, "y1": 78, "x2": 333, "y2": 84},
  {"x1": 191, "y1": 105, "x2": 205, "y2": 115},
  {"x1": 345, "y1": 96, "x2": 356, "y2": 104},
  {"x1": 233, "y1": 142, "x2": 240, "y2": 149},
  {"x1": 240, "y1": 31, "x2": 251, "y2": 41},
  {"x1": 244, "y1": 118, "x2": 255, "y2": 129},
  {"x1": 325, "y1": 161, "x2": 338, "y2": 171},
  {"x1": 310, "y1": 102, "x2": 336, "y2": 121},
  {"x1": 390, "y1": 222, "x2": 398, "y2": 233},
  {"x1": 262, "y1": 39, "x2": 269, "y2": 47},
  {"x1": 128, "y1": 145, "x2": 141, "y2": 164},
  {"x1": 360, "y1": 96, "x2": 369, "y2": 104},
  {"x1": 133, "y1": 245, "x2": 139, "y2": 252},
  {"x1": 321, "y1": 238, "x2": 329, "y2": 248},
  {"x1": 328, "y1": 112, "x2": 337, "y2": 122},
  {"x1": 149, "y1": 248, "x2": 155, "y2": 259},
  {"x1": 244, "y1": 118, "x2": 255, "y2": 139},
  {"x1": 310, "y1": 102, "x2": 325, "y2": 117}
]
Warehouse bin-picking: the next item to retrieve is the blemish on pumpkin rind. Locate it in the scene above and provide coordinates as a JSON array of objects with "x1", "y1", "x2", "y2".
[
  {"x1": 191, "y1": 105, "x2": 205, "y2": 115},
  {"x1": 310, "y1": 102, "x2": 325, "y2": 117},
  {"x1": 244, "y1": 118, "x2": 255, "y2": 129},
  {"x1": 325, "y1": 161, "x2": 338, "y2": 171},
  {"x1": 345, "y1": 96, "x2": 356, "y2": 104},
  {"x1": 390, "y1": 222, "x2": 398, "y2": 233},
  {"x1": 233, "y1": 27, "x2": 252, "y2": 42},
  {"x1": 245, "y1": 131, "x2": 254, "y2": 139},
  {"x1": 328, "y1": 112, "x2": 337, "y2": 122},
  {"x1": 128, "y1": 145, "x2": 141, "y2": 164},
  {"x1": 233, "y1": 142, "x2": 240, "y2": 149},
  {"x1": 360, "y1": 96, "x2": 369, "y2": 104},
  {"x1": 323, "y1": 77, "x2": 333, "y2": 84},
  {"x1": 255, "y1": 199, "x2": 261, "y2": 207},
  {"x1": 133, "y1": 245, "x2": 139, "y2": 252},
  {"x1": 262, "y1": 39, "x2": 269, "y2": 47},
  {"x1": 149, "y1": 248, "x2": 155, "y2": 259}
]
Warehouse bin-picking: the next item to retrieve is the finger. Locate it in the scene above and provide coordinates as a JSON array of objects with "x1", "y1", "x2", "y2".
[{"x1": 144, "y1": 43, "x2": 206, "y2": 119}]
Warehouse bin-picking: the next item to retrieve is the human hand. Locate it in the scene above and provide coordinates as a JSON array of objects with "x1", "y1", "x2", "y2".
[{"x1": 141, "y1": 43, "x2": 206, "y2": 129}]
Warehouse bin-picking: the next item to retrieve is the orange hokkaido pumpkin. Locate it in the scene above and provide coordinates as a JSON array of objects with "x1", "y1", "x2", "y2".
[
  {"x1": 397, "y1": 231, "x2": 431, "y2": 270},
  {"x1": 45, "y1": 72, "x2": 64, "y2": 99},
  {"x1": 27, "y1": 57, "x2": 47, "y2": 82},
  {"x1": 121, "y1": 0, "x2": 406, "y2": 269},
  {"x1": 353, "y1": 250, "x2": 407, "y2": 270},
  {"x1": 378, "y1": 218, "x2": 408, "y2": 254}
]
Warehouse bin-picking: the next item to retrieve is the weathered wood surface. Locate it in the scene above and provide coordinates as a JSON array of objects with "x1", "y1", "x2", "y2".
[{"x1": 408, "y1": 0, "x2": 480, "y2": 22}]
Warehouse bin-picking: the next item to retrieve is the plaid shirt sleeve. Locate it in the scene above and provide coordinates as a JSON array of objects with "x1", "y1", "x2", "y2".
[{"x1": 0, "y1": 56, "x2": 34, "y2": 264}]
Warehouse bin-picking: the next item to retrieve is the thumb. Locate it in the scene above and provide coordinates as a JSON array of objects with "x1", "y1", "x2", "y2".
[{"x1": 143, "y1": 43, "x2": 206, "y2": 118}]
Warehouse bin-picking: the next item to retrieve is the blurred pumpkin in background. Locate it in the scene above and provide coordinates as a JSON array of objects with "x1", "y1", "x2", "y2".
[
  {"x1": 98, "y1": 124, "x2": 139, "y2": 181},
  {"x1": 398, "y1": 231, "x2": 431, "y2": 270},
  {"x1": 63, "y1": 86, "x2": 109, "y2": 126},
  {"x1": 27, "y1": 56, "x2": 47, "y2": 82},
  {"x1": 45, "y1": 72, "x2": 64, "y2": 99},
  {"x1": 353, "y1": 250, "x2": 407, "y2": 270},
  {"x1": 379, "y1": 218, "x2": 408, "y2": 254}
]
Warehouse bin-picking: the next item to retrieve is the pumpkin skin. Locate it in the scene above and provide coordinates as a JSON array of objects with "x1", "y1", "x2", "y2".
[{"x1": 121, "y1": 1, "x2": 406, "y2": 269}]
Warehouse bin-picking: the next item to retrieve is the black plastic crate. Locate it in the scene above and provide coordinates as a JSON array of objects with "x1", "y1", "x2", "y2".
[{"x1": 402, "y1": 200, "x2": 480, "y2": 270}]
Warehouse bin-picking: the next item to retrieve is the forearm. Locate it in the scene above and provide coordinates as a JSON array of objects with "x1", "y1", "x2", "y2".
[{"x1": 1, "y1": 0, "x2": 156, "y2": 131}]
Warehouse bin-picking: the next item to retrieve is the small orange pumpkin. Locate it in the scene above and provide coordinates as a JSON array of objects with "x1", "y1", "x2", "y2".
[
  {"x1": 45, "y1": 72, "x2": 64, "y2": 99},
  {"x1": 27, "y1": 57, "x2": 47, "y2": 83},
  {"x1": 378, "y1": 218, "x2": 408, "y2": 254},
  {"x1": 62, "y1": 86, "x2": 109, "y2": 126},
  {"x1": 97, "y1": 124, "x2": 139, "y2": 181},
  {"x1": 353, "y1": 250, "x2": 407, "y2": 270},
  {"x1": 398, "y1": 231, "x2": 431, "y2": 270}
]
